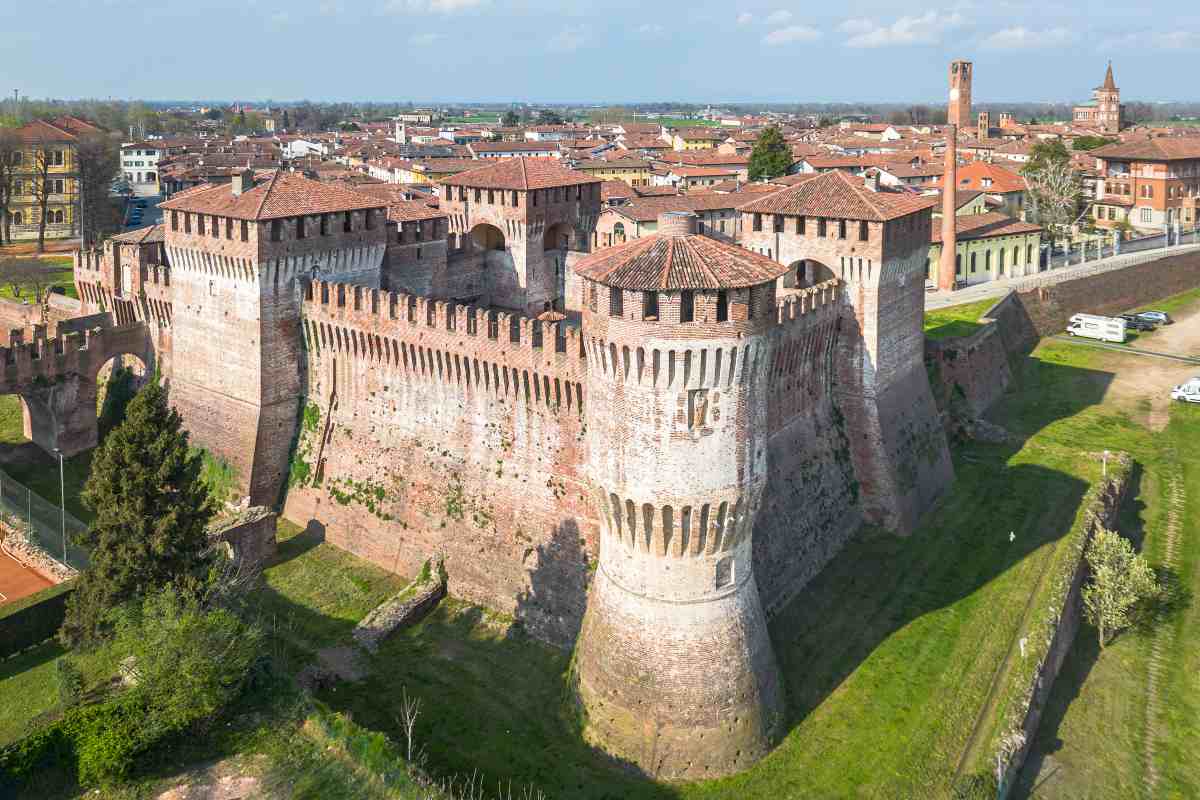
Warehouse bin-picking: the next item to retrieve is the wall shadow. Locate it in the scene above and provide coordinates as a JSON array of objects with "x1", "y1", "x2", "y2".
[{"x1": 511, "y1": 518, "x2": 589, "y2": 645}]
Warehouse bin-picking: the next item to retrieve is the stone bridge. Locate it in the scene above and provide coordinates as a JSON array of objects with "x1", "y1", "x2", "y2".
[{"x1": 1, "y1": 317, "x2": 155, "y2": 457}]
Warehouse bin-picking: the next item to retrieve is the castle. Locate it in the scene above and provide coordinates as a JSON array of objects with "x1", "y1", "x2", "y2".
[{"x1": 66, "y1": 160, "x2": 952, "y2": 778}]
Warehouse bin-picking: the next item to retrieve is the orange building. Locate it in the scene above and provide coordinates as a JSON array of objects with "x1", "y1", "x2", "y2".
[{"x1": 1091, "y1": 138, "x2": 1200, "y2": 233}]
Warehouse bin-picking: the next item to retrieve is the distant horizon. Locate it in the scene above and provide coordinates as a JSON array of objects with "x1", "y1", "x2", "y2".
[{"x1": 4, "y1": 0, "x2": 1198, "y2": 103}]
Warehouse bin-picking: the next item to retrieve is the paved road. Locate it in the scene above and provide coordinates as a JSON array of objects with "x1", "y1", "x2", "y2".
[{"x1": 123, "y1": 194, "x2": 164, "y2": 231}]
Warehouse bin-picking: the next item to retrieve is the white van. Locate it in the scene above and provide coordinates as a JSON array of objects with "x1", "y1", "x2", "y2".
[
  {"x1": 1066, "y1": 313, "x2": 1126, "y2": 343},
  {"x1": 1171, "y1": 378, "x2": 1200, "y2": 403}
]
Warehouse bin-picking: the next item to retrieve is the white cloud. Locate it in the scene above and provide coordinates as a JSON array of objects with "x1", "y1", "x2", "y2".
[
  {"x1": 409, "y1": 31, "x2": 442, "y2": 45},
  {"x1": 842, "y1": 10, "x2": 965, "y2": 48},
  {"x1": 763, "y1": 24, "x2": 821, "y2": 45},
  {"x1": 837, "y1": 18, "x2": 874, "y2": 35},
  {"x1": 1099, "y1": 30, "x2": 1199, "y2": 51},
  {"x1": 765, "y1": 9, "x2": 792, "y2": 24},
  {"x1": 637, "y1": 22, "x2": 664, "y2": 36},
  {"x1": 547, "y1": 26, "x2": 587, "y2": 52},
  {"x1": 980, "y1": 26, "x2": 1076, "y2": 49},
  {"x1": 737, "y1": 11, "x2": 754, "y2": 24},
  {"x1": 383, "y1": 0, "x2": 487, "y2": 14}
]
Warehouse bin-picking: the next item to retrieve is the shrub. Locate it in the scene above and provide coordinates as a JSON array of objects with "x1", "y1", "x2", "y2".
[{"x1": 55, "y1": 659, "x2": 84, "y2": 708}]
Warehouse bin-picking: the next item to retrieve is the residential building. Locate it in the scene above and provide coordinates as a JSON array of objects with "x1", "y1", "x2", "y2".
[
  {"x1": 121, "y1": 142, "x2": 162, "y2": 197},
  {"x1": 927, "y1": 212, "x2": 1043, "y2": 286},
  {"x1": 5, "y1": 117, "x2": 102, "y2": 242},
  {"x1": 569, "y1": 158, "x2": 651, "y2": 187},
  {"x1": 468, "y1": 141, "x2": 561, "y2": 159},
  {"x1": 1090, "y1": 137, "x2": 1200, "y2": 232},
  {"x1": 938, "y1": 161, "x2": 1028, "y2": 218},
  {"x1": 666, "y1": 128, "x2": 723, "y2": 151}
]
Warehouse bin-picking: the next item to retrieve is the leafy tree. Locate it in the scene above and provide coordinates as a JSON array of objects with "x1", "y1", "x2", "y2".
[
  {"x1": 202, "y1": 108, "x2": 223, "y2": 121},
  {"x1": 1072, "y1": 135, "x2": 1116, "y2": 151},
  {"x1": 501, "y1": 110, "x2": 519, "y2": 127},
  {"x1": 536, "y1": 108, "x2": 565, "y2": 126},
  {"x1": 0, "y1": 128, "x2": 20, "y2": 245},
  {"x1": 282, "y1": 108, "x2": 291, "y2": 131},
  {"x1": 1083, "y1": 528, "x2": 1158, "y2": 649},
  {"x1": 748, "y1": 126, "x2": 793, "y2": 181},
  {"x1": 60, "y1": 379, "x2": 214, "y2": 646},
  {"x1": 0, "y1": 256, "x2": 51, "y2": 303}
]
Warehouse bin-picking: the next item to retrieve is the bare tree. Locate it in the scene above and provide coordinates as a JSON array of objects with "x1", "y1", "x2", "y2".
[
  {"x1": 0, "y1": 130, "x2": 20, "y2": 246},
  {"x1": 1022, "y1": 140, "x2": 1080, "y2": 249},
  {"x1": 74, "y1": 132, "x2": 120, "y2": 246},
  {"x1": 0, "y1": 256, "x2": 51, "y2": 303},
  {"x1": 397, "y1": 685, "x2": 423, "y2": 764},
  {"x1": 28, "y1": 134, "x2": 54, "y2": 254}
]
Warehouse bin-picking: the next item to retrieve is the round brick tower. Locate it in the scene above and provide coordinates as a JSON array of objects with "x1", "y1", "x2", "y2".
[{"x1": 573, "y1": 212, "x2": 787, "y2": 779}]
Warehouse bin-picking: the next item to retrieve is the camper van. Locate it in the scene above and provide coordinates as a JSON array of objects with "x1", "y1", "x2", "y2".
[
  {"x1": 1171, "y1": 378, "x2": 1200, "y2": 403},
  {"x1": 1066, "y1": 313, "x2": 1127, "y2": 343}
]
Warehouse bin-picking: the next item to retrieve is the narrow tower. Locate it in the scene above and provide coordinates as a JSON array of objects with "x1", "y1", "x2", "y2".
[
  {"x1": 1095, "y1": 61, "x2": 1122, "y2": 134},
  {"x1": 573, "y1": 212, "x2": 786, "y2": 779},
  {"x1": 948, "y1": 60, "x2": 972, "y2": 128},
  {"x1": 940, "y1": 126, "x2": 959, "y2": 291}
]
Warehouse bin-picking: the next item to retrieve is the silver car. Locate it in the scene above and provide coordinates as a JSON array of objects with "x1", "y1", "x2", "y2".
[{"x1": 1138, "y1": 310, "x2": 1172, "y2": 325}]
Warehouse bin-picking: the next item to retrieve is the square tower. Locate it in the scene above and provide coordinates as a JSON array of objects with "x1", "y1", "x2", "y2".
[{"x1": 948, "y1": 60, "x2": 973, "y2": 129}]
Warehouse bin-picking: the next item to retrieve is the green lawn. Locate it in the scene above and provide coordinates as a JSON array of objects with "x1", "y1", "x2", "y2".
[
  {"x1": 256, "y1": 336, "x2": 1178, "y2": 798},
  {"x1": 924, "y1": 297, "x2": 1000, "y2": 340},
  {"x1": 0, "y1": 256, "x2": 77, "y2": 302}
]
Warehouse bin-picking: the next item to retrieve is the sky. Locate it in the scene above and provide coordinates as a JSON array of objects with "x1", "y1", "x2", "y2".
[{"x1": 2, "y1": 0, "x2": 1198, "y2": 104}]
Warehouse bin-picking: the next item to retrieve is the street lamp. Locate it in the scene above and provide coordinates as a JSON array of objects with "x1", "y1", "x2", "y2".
[{"x1": 52, "y1": 447, "x2": 66, "y2": 566}]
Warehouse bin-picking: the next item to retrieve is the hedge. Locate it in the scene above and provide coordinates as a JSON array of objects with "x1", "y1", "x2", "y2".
[{"x1": 0, "y1": 580, "x2": 74, "y2": 659}]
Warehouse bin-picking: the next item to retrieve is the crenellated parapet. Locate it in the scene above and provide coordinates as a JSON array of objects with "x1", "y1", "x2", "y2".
[
  {"x1": 774, "y1": 278, "x2": 841, "y2": 325},
  {"x1": 301, "y1": 279, "x2": 587, "y2": 411}
]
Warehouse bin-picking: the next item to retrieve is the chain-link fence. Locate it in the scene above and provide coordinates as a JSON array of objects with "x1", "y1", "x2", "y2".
[{"x1": 0, "y1": 468, "x2": 89, "y2": 571}]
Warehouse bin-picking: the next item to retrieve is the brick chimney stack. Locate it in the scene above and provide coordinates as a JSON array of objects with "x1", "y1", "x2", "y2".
[
  {"x1": 939, "y1": 126, "x2": 958, "y2": 291},
  {"x1": 231, "y1": 164, "x2": 254, "y2": 196}
]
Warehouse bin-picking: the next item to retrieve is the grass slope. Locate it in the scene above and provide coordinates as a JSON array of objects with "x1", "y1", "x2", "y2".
[{"x1": 924, "y1": 297, "x2": 999, "y2": 340}]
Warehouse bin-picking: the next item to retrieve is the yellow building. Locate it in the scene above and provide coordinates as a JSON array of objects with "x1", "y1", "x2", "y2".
[
  {"x1": 569, "y1": 158, "x2": 651, "y2": 187},
  {"x1": 5, "y1": 117, "x2": 100, "y2": 243},
  {"x1": 666, "y1": 128, "x2": 724, "y2": 151}
]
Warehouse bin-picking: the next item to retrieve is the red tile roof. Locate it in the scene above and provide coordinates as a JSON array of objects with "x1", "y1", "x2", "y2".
[
  {"x1": 110, "y1": 224, "x2": 164, "y2": 244},
  {"x1": 1090, "y1": 137, "x2": 1200, "y2": 161},
  {"x1": 574, "y1": 228, "x2": 788, "y2": 290},
  {"x1": 159, "y1": 171, "x2": 386, "y2": 220},
  {"x1": 738, "y1": 170, "x2": 935, "y2": 221},
  {"x1": 441, "y1": 157, "x2": 599, "y2": 191},
  {"x1": 936, "y1": 161, "x2": 1027, "y2": 194},
  {"x1": 931, "y1": 211, "x2": 1042, "y2": 244}
]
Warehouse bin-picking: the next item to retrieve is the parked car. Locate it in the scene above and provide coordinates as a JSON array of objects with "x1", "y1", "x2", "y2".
[
  {"x1": 1066, "y1": 313, "x2": 1127, "y2": 343},
  {"x1": 1119, "y1": 314, "x2": 1157, "y2": 331},
  {"x1": 1137, "y1": 310, "x2": 1172, "y2": 325},
  {"x1": 1171, "y1": 377, "x2": 1200, "y2": 402}
]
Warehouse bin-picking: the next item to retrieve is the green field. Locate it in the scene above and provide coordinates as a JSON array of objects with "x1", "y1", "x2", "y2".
[
  {"x1": 2, "y1": 294, "x2": 1199, "y2": 797},
  {"x1": 924, "y1": 297, "x2": 999, "y2": 340},
  {"x1": 0, "y1": 255, "x2": 77, "y2": 301}
]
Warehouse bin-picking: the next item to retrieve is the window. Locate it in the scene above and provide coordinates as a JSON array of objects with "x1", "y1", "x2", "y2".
[
  {"x1": 716, "y1": 290, "x2": 728, "y2": 322},
  {"x1": 797, "y1": 216, "x2": 805, "y2": 235},
  {"x1": 609, "y1": 287, "x2": 623, "y2": 317},
  {"x1": 10, "y1": 211, "x2": 20, "y2": 225},
  {"x1": 211, "y1": 215, "x2": 219, "y2": 238},
  {"x1": 680, "y1": 290, "x2": 694, "y2": 322},
  {"x1": 184, "y1": 213, "x2": 191, "y2": 234},
  {"x1": 416, "y1": 247, "x2": 422, "y2": 259},
  {"x1": 747, "y1": 285, "x2": 757, "y2": 319},
  {"x1": 366, "y1": 209, "x2": 377, "y2": 230},
  {"x1": 970, "y1": 252, "x2": 976, "y2": 273},
  {"x1": 343, "y1": 211, "x2": 353, "y2": 233},
  {"x1": 838, "y1": 219, "x2": 847, "y2": 239},
  {"x1": 817, "y1": 218, "x2": 827, "y2": 237},
  {"x1": 240, "y1": 220, "x2": 249, "y2": 242},
  {"x1": 415, "y1": 222, "x2": 424, "y2": 242},
  {"x1": 270, "y1": 219, "x2": 282, "y2": 242},
  {"x1": 197, "y1": 214, "x2": 205, "y2": 235},
  {"x1": 752, "y1": 213, "x2": 762, "y2": 232},
  {"x1": 859, "y1": 220, "x2": 869, "y2": 241},
  {"x1": 984, "y1": 251, "x2": 992, "y2": 272},
  {"x1": 474, "y1": 189, "x2": 482, "y2": 203},
  {"x1": 1140, "y1": 207, "x2": 1152, "y2": 223},
  {"x1": 512, "y1": 190, "x2": 518, "y2": 205},
  {"x1": 224, "y1": 217, "x2": 233, "y2": 239},
  {"x1": 998, "y1": 248, "x2": 1006, "y2": 274},
  {"x1": 320, "y1": 214, "x2": 330, "y2": 236},
  {"x1": 642, "y1": 291, "x2": 658, "y2": 320},
  {"x1": 773, "y1": 214, "x2": 783, "y2": 233},
  {"x1": 1026, "y1": 244, "x2": 1033, "y2": 264},
  {"x1": 297, "y1": 216, "x2": 307, "y2": 239},
  {"x1": 956, "y1": 253, "x2": 962, "y2": 275},
  {"x1": 487, "y1": 189, "x2": 494, "y2": 204},
  {"x1": 171, "y1": 210, "x2": 179, "y2": 231},
  {"x1": 532, "y1": 190, "x2": 538, "y2": 207},
  {"x1": 51, "y1": 179, "x2": 65, "y2": 194},
  {"x1": 588, "y1": 282, "x2": 597, "y2": 312}
]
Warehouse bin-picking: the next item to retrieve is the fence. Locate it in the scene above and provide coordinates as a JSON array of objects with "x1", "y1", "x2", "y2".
[
  {"x1": 0, "y1": 468, "x2": 88, "y2": 572},
  {"x1": 1015, "y1": 242, "x2": 1200, "y2": 293}
]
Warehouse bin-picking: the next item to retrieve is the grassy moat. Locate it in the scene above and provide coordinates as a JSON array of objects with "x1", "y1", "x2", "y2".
[{"x1": 1, "y1": 296, "x2": 1198, "y2": 798}]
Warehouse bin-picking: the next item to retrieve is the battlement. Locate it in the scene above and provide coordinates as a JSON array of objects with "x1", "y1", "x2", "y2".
[
  {"x1": 302, "y1": 279, "x2": 588, "y2": 411},
  {"x1": 0, "y1": 324, "x2": 108, "y2": 390},
  {"x1": 774, "y1": 279, "x2": 841, "y2": 325}
]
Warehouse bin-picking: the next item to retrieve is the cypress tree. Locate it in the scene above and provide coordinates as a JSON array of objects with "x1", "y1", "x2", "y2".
[
  {"x1": 61, "y1": 380, "x2": 214, "y2": 647},
  {"x1": 748, "y1": 126, "x2": 793, "y2": 181}
]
